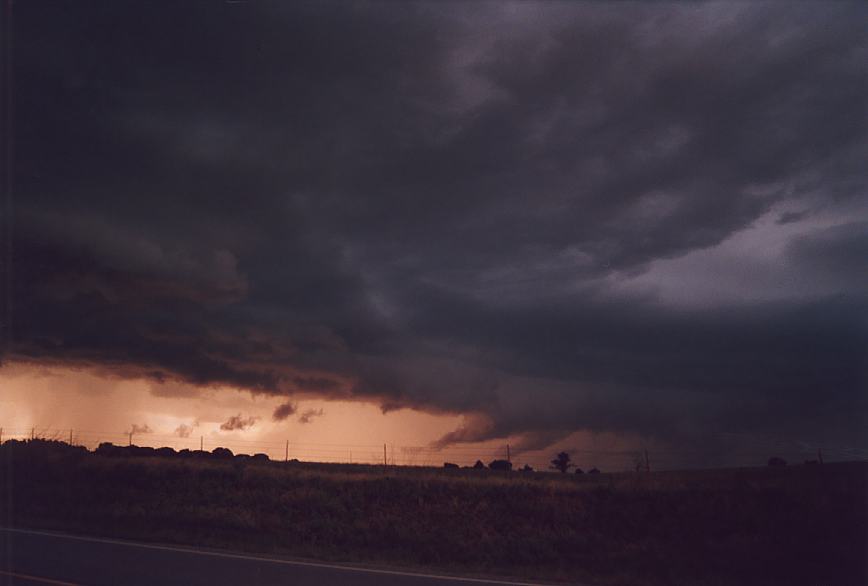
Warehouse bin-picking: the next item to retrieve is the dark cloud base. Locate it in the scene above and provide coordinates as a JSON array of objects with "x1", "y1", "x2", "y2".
[{"x1": 4, "y1": 1, "x2": 867, "y2": 463}]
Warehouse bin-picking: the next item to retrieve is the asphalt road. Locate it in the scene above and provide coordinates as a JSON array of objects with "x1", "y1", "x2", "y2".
[{"x1": 0, "y1": 528, "x2": 550, "y2": 586}]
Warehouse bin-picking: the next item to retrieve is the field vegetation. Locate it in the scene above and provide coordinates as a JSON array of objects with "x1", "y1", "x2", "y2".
[{"x1": 1, "y1": 439, "x2": 865, "y2": 585}]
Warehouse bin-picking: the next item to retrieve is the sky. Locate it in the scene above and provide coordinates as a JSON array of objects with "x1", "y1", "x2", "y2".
[{"x1": 2, "y1": 1, "x2": 867, "y2": 470}]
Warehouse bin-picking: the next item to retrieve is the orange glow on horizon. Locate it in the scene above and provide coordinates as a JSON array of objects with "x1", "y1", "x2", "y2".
[{"x1": 0, "y1": 363, "x2": 646, "y2": 471}]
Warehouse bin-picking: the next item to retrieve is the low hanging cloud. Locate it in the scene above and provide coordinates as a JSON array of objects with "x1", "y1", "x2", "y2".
[
  {"x1": 272, "y1": 402, "x2": 298, "y2": 422},
  {"x1": 219, "y1": 414, "x2": 260, "y2": 432},
  {"x1": 174, "y1": 422, "x2": 199, "y2": 438},
  {"x1": 127, "y1": 424, "x2": 152, "y2": 435},
  {"x1": 298, "y1": 409, "x2": 325, "y2": 424},
  {"x1": 6, "y1": 1, "x2": 867, "y2": 464}
]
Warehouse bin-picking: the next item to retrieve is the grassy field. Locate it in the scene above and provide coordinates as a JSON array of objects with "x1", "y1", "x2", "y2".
[{"x1": 1, "y1": 440, "x2": 865, "y2": 585}]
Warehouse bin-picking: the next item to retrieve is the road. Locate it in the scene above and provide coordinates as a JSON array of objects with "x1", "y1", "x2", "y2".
[{"x1": 0, "y1": 527, "x2": 552, "y2": 586}]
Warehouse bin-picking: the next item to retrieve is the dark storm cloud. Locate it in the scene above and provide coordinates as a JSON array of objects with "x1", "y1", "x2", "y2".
[
  {"x1": 777, "y1": 210, "x2": 808, "y2": 225},
  {"x1": 784, "y1": 222, "x2": 868, "y2": 294},
  {"x1": 6, "y1": 1, "x2": 867, "y2": 462}
]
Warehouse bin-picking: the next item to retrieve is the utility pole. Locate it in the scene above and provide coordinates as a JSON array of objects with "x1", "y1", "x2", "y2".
[
  {"x1": 30, "y1": 427, "x2": 34, "y2": 441},
  {"x1": 285, "y1": 440, "x2": 289, "y2": 463},
  {"x1": 507, "y1": 444, "x2": 511, "y2": 463},
  {"x1": 383, "y1": 443, "x2": 387, "y2": 467},
  {"x1": 0, "y1": 427, "x2": 3, "y2": 444},
  {"x1": 69, "y1": 429, "x2": 73, "y2": 446},
  {"x1": 818, "y1": 448, "x2": 824, "y2": 465},
  {"x1": 128, "y1": 431, "x2": 133, "y2": 446},
  {"x1": 200, "y1": 436, "x2": 203, "y2": 451}
]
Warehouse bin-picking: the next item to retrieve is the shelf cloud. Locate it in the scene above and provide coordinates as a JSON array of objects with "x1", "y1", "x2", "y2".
[{"x1": 6, "y1": 1, "x2": 867, "y2": 460}]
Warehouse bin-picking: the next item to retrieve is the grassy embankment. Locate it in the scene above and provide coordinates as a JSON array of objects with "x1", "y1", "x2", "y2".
[{"x1": 1, "y1": 440, "x2": 866, "y2": 586}]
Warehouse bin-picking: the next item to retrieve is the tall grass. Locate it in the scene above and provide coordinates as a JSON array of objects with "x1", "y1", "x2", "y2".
[{"x1": 1, "y1": 440, "x2": 865, "y2": 585}]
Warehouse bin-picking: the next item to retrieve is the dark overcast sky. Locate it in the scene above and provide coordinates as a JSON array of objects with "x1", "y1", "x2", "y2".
[{"x1": 5, "y1": 1, "x2": 867, "y2": 461}]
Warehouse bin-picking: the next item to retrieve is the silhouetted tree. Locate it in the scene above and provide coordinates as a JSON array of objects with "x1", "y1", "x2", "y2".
[
  {"x1": 212, "y1": 447, "x2": 234, "y2": 459},
  {"x1": 767, "y1": 456, "x2": 787, "y2": 467},
  {"x1": 95, "y1": 442, "x2": 124, "y2": 457},
  {"x1": 489, "y1": 459, "x2": 512, "y2": 471},
  {"x1": 574, "y1": 467, "x2": 584, "y2": 475},
  {"x1": 128, "y1": 445, "x2": 155, "y2": 458},
  {"x1": 521, "y1": 464, "x2": 534, "y2": 472},
  {"x1": 588, "y1": 467, "x2": 600, "y2": 474},
  {"x1": 443, "y1": 462, "x2": 459, "y2": 469},
  {"x1": 472, "y1": 460, "x2": 485, "y2": 469},
  {"x1": 550, "y1": 451, "x2": 572, "y2": 473}
]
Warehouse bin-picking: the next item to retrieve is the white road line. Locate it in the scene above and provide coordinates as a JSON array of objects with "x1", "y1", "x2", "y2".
[{"x1": 0, "y1": 527, "x2": 564, "y2": 586}]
